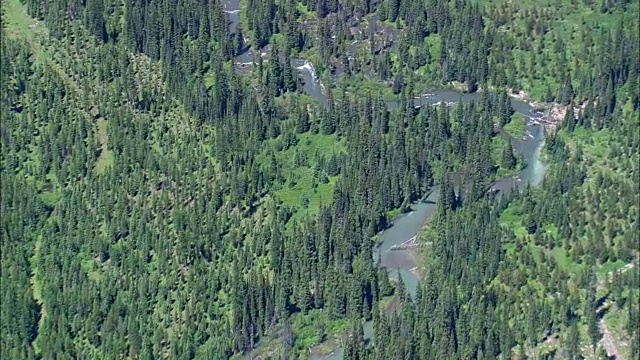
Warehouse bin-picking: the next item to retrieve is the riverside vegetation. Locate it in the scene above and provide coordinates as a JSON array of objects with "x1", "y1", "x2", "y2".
[{"x1": 1, "y1": 0, "x2": 638, "y2": 359}]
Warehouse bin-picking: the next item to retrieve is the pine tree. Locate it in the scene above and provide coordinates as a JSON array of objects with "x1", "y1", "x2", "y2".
[{"x1": 501, "y1": 141, "x2": 517, "y2": 170}]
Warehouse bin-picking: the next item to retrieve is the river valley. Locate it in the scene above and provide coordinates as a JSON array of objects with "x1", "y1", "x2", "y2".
[
  {"x1": 224, "y1": 2, "x2": 551, "y2": 359},
  {"x1": 309, "y1": 93, "x2": 548, "y2": 360}
]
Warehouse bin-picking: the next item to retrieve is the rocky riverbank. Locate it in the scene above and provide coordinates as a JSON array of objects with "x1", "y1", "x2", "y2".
[{"x1": 508, "y1": 89, "x2": 593, "y2": 132}]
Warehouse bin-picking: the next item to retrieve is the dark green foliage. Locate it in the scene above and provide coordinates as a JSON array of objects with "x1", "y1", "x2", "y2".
[
  {"x1": 2, "y1": 0, "x2": 638, "y2": 359},
  {"x1": 501, "y1": 141, "x2": 517, "y2": 170}
]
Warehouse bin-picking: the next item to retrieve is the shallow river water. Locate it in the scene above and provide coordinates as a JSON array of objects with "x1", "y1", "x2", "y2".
[
  {"x1": 224, "y1": 3, "x2": 548, "y2": 358},
  {"x1": 310, "y1": 92, "x2": 548, "y2": 360}
]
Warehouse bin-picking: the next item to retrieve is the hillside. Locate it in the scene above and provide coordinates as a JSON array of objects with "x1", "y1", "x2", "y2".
[{"x1": 1, "y1": 0, "x2": 638, "y2": 359}]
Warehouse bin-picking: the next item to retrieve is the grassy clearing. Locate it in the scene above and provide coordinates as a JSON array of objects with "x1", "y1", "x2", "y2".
[
  {"x1": 500, "y1": 201, "x2": 587, "y2": 273},
  {"x1": 425, "y1": 34, "x2": 442, "y2": 60},
  {"x1": 269, "y1": 132, "x2": 345, "y2": 218},
  {"x1": 28, "y1": 236, "x2": 45, "y2": 354},
  {"x1": 385, "y1": 207, "x2": 404, "y2": 222},
  {"x1": 548, "y1": 246, "x2": 583, "y2": 273},
  {"x1": 275, "y1": 171, "x2": 336, "y2": 212},
  {"x1": 412, "y1": 34, "x2": 444, "y2": 88},
  {"x1": 291, "y1": 310, "x2": 349, "y2": 352},
  {"x1": 80, "y1": 257, "x2": 102, "y2": 282},
  {"x1": 238, "y1": 308, "x2": 351, "y2": 359},
  {"x1": 39, "y1": 188, "x2": 61, "y2": 207},
  {"x1": 504, "y1": 113, "x2": 527, "y2": 139},
  {"x1": 335, "y1": 73, "x2": 395, "y2": 99},
  {"x1": 596, "y1": 260, "x2": 627, "y2": 278},
  {"x1": 296, "y1": 2, "x2": 315, "y2": 18},
  {"x1": 542, "y1": 223, "x2": 558, "y2": 238},
  {"x1": 94, "y1": 118, "x2": 114, "y2": 174},
  {"x1": 499, "y1": 204, "x2": 529, "y2": 238},
  {"x1": 4, "y1": 0, "x2": 38, "y2": 41}
]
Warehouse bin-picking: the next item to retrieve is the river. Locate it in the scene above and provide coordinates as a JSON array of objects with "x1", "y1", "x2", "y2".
[
  {"x1": 310, "y1": 93, "x2": 548, "y2": 360},
  {"x1": 225, "y1": 0, "x2": 256, "y2": 63},
  {"x1": 224, "y1": 2, "x2": 548, "y2": 359}
]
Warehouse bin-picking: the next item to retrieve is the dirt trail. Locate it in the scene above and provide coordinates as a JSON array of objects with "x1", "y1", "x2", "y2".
[
  {"x1": 597, "y1": 262, "x2": 636, "y2": 359},
  {"x1": 600, "y1": 319, "x2": 623, "y2": 359}
]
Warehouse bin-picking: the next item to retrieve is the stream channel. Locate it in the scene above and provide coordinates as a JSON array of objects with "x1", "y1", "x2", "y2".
[
  {"x1": 311, "y1": 95, "x2": 548, "y2": 360},
  {"x1": 225, "y1": 2, "x2": 549, "y2": 358}
]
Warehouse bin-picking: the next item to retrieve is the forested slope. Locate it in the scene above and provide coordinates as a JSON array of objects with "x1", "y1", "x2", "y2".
[{"x1": 1, "y1": 0, "x2": 638, "y2": 359}]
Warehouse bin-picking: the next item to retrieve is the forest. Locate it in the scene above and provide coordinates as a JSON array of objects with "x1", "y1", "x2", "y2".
[{"x1": 1, "y1": 0, "x2": 638, "y2": 359}]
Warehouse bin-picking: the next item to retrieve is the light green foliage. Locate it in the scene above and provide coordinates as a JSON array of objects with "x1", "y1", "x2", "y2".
[
  {"x1": 504, "y1": 113, "x2": 527, "y2": 139},
  {"x1": 2, "y1": 0, "x2": 638, "y2": 359}
]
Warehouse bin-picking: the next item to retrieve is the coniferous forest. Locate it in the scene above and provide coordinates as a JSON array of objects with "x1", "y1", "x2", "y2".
[{"x1": 1, "y1": 0, "x2": 638, "y2": 359}]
